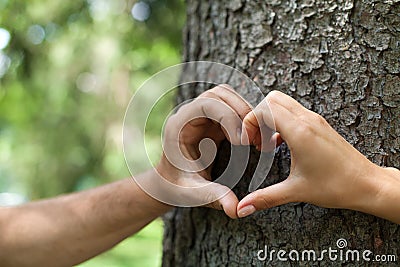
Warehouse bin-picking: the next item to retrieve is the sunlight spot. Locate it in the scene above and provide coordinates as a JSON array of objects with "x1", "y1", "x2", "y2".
[
  {"x1": 76, "y1": 72, "x2": 98, "y2": 93},
  {"x1": 45, "y1": 22, "x2": 58, "y2": 42},
  {"x1": 27, "y1": 24, "x2": 45, "y2": 45},
  {"x1": 0, "y1": 192, "x2": 26, "y2": 206},
  {"x1": 0, "y1": 52, "x2": 11, "y2": 77},
  {"x1": 0, "y1": 28, "x2": 11, "y2": 50},
  {"x1": 87, "y1": 0, "x2": 126, "y2": 20},
  {"x1": 131, "y1": 1, "x2": 150, "y2": 22},
  {"x1": 87, "y1": 0, "x2": 110, "y2": 21}
]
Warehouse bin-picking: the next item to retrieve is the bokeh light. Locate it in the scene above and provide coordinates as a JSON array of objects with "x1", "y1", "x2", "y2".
[
  {"x1": 0, "y1": 28, "x2": 11, "y2": 50},
  {"x1": 0, "y1": 192, "x2": 26, "y2": 206},
  {"x1": 131, "y1": 1, "x2": 150, "y2": 22},
  {"x1": 0, "y1": 52, "x2": 11, "y2": 77},
  {"x1": 27, "y1": 24, "x2": 45, "y2": 45},
  {"x1": 0, "y1": 0, "x2": 185, "y2": 265},
  {"x1": 87, "y1": 0, "x2": 127, "y2": 20},
  {"x1": 76, "y1": 72, "x2": 98, "y2": 94}
]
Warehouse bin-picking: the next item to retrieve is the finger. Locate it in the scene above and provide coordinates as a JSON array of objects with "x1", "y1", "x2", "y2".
[
  {"x1": 258, "y1": 124, "x2": 276, "y2": 152},
  {"x1": 165, "y1": 95, "x2": 245, "y2": 173},
  {"x1": 241, "y1": 106, "x2": 278, "y2": 148},
  {"x1": 254, "y1": 132, "x2": 283, "y2": 151},
  {"x1": 196, "y1": 97, "x2": 243, "y2": 145},
  {"x1": 201, "y1": 85, "x2": 253, "y2": 145},
  {"x1": 203, "y1": 183, "x2": 239, "y2": 219},
  {"x1": 219, "y1": 190, "x2": 239, "y2": 219},
  {"x1": 202, "y1": 84, "x2": 253, "y2": 120},
  {"x1": 206, "y1": 191, "x2": 239, "y2": 219},
  {"x1": 177, "y1": 85, "x2": 252, "y2": 145},
  {"x1": 236, "y1": 178, "x2": 297, "y2": 218},
  {"x1": 273, "y1": 132, "x2": 284, "y2": 147},
  {"x1": 266, "y1": 90, "x2": 307, "y2": 116},
  {"x1": 174, "y1": 97, "x2": 241, "y2": 144},
  {"x1": 241, "y1": 111, "x2": 259, "y2": 146},
  {"x1": 147, "y1": 169, "x2": 239, "y2": 212},
  {"x1": 171, "y1": 97, "x2": 241, "y2": 144},
  {"x1": 257, "y1": 131, "x2": 283, "y2": 152},
  {"x1": 242, "y1": 91, "x2": 300, "y2": 146}
]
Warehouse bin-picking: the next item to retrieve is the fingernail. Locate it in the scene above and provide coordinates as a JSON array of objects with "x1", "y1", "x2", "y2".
[{"x1": 238, "y1": 205, "x2": 256, "y2": 218}]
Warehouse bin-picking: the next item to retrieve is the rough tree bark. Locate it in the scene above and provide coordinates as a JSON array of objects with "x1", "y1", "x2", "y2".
[{"x1": 163, "y1": 0, "x2": 400, "y2": 266}]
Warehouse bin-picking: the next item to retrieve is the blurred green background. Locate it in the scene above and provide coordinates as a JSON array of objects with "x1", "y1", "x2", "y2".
[{"x1": 0, "y1": 0, "x2": 185, "y2": 266}]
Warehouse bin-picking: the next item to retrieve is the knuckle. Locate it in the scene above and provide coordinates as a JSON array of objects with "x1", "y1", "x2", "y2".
[
  {"x1": 204, "y1": 191, "x2": 216, "y2": 205},
  {"x1": 191, "y1": 97, "x2": 209, "y2": 109},
  {"x1": 258, "y1": 193, "x2": 279, "y2": 209},
  {"x1": 199, "y1": 97, "x2": 213, "y2": 106},
  {"x1": 209, "y1": 84, "x2": 233, "y2": 95},
  {"x1": 313, "y1": 112, "x2": 328, "y2": 127},
  {"x1": 293, "y1": 120, "x2": 314, "y2": 139},
  {"x1": 266, "y1": 90, "x2": 282, "y2": 103},
  {"x1": 165, "y1": 114, "x2": 177, "y2": 126},
  {"x1": 200, "y1": 99, "x2": 217, "y2": 115},
  {"x1": 299, "y1": 111, "x2": 329, "y2": 132},
  {"x1": 177, "y1": 101, "x2": 194, "y2": 113},
  {"x1": 216, "y1": 84, "x2": 233, "y2": 91},
  {"x1": 208, "y1": 87, "x2": 221, "y2": 95},
  {"x1": 217, "y1": 83, "x2": 234, "y2": 91},
  {"x1": 199, "y1": 90, "x2": 214, "y2": 99},
  {"x1": 221, "y1": 111, "x2": 238, "y2": 121}
]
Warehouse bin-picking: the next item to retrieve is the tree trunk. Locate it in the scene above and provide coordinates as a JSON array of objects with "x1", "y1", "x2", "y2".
[{"x1": 163, "y1": 0, "x2": 400, "y2": 266}]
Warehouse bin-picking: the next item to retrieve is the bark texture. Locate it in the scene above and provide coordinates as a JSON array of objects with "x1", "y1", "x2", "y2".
[{"x1": 163, "y1": 0, "x2": 400, "y2": 266}]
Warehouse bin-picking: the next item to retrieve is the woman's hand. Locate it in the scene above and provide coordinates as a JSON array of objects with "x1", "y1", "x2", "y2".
[{"x1": 237, "y1": 91, "x2": 400, "y2": 224}]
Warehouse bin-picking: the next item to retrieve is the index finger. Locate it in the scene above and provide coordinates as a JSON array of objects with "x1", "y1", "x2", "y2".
[
  {"x1": 242, "y1": 91, "x2": 305, "y2": 145},
  {"x1": 200, "y1": 84, "x2": 253, "y2": 120}
]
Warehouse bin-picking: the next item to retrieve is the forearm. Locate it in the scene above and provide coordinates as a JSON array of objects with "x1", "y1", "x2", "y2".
[
  {"x1": 354, "y1": 166, "x2": 400, "y2": 224},
  {"x1": 0, "y1": 169, "x2": 171, "y2": 267}
]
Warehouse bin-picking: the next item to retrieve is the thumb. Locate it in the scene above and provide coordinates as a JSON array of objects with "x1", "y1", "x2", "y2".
[
  {"x1": 204, "y1": 183, "x2": 239, "y2": 219},
  {"x1": 237, "y1": 179, "x2": 296, "y2": 218}
]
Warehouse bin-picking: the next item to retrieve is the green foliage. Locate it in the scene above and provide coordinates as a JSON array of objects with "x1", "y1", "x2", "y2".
[
  {"x1": 0, "y1": 0, "x2": 184, "y2": 198},
  {"x1": 78, "y1": 219, "x2": 164, "y2": 267},
  {"x1": 0, "y1": 1, "x2": 184, "y2": 265}
]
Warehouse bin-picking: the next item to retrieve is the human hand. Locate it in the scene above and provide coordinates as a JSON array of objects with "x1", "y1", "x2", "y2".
[
  {"x1": 156, "y1": 84, "x2": 252, "y2": 219},
  {"x1": 237, "y1": 91, "x2": 386, "y2": 218}
]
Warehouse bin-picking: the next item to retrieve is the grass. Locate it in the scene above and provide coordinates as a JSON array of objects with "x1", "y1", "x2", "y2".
[{"x1": 77, "y1": 219, "x2": 164, "y2": 267}]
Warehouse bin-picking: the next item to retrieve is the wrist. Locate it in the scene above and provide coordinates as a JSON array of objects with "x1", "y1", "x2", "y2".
[
  {"x1": 374, "y1": 167, "x2": 400, "y2": 221},
  {"x1": 155, "y1": 157, "x2": 171, "y2": 181},
  {"x1": 129, "y1": 170, "x2": 173, "y2": 218},
  {"x1": 353, "y1": 165, "x2": 400, "y2": 222},
  {"x1": 349, "y1": 164, "x2": 386, "y2": 214}
]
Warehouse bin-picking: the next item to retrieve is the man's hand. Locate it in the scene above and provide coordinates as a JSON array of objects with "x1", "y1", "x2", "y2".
[
  {"x1": 237, "y1": 91, "x2": 400, "y2": 223},
  {"x1": 156, "y1": 84, "x2": 252, "y2": 219}
]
